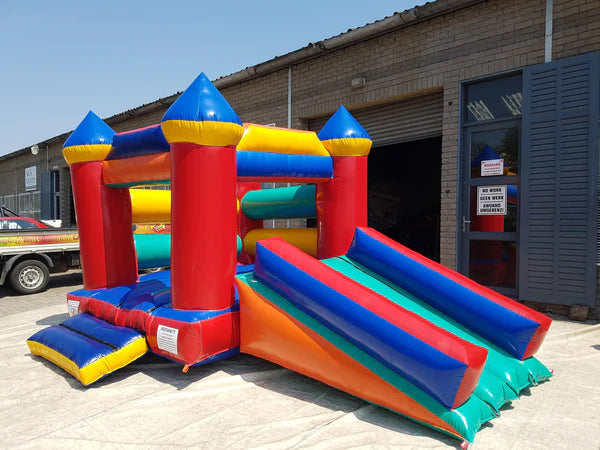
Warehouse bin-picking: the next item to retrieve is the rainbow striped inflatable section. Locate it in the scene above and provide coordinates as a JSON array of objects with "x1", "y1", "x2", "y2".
[{"x1": 235, "y1": 227, "x2": 552, "y2": 443}]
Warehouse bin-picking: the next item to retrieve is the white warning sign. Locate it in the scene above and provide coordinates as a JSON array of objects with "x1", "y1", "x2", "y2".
[
  {"x1": 157, "y1": 325, "x2": 179, "y2": 355},
  {"x1": 477, "y1": 185, "x2": 507, "y2": 215},
  {"x1": 481, "y1": 159, "x2": 504, "y2": 176},
  {"x1": 67, "y1": 300, "x2": 80, "y2": 317}
]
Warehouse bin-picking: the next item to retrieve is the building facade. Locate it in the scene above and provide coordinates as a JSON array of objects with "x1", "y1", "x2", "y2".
[{"x1": 1, "y1": 0, "x2": 598, "y2": 316}]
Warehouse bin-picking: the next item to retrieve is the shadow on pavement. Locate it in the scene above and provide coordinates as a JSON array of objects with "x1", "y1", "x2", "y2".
[
  {"x1": 48, "y1": 270, "x2": 83, "y2": 288},
  {"x1": 36, "y1": 312, "x2": 69, "y2": 325}
]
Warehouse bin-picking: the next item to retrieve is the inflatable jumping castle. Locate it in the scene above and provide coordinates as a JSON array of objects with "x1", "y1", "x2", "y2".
[{"x1": 27, "y1": 73, "x2": 552, "y2": 447}]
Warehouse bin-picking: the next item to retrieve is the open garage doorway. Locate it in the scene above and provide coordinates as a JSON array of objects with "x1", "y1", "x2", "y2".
[{"x1": 368, "y1": 136, "x2": 442, "y2": 261}]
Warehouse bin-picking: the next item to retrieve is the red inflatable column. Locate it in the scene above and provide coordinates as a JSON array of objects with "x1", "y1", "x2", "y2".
[
  {"x1": 62, "y1": 111, "x2": 137, "y2": 290},
  {"x1": 70, "y1": 162, "x2": 138, "y2": 289},
  {"x1": 170, "y1": 143, "x2": 237, "y2": 310},
  {"x1": 315, "y1": 105, "x2": 372, "y2": 259},
  {"x1": 317, "y1": 156, "x2": 368, "y2": 259},
  {"x1": 161, "y1": 73, "x2": 244, "y2": 310}
]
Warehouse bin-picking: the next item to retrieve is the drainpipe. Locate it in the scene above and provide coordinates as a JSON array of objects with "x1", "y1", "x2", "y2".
[
  {"x1": 287, "y1": 65, "x2": 292, "y2": 228},
  {"x1": 287, "y1": 65, "x2": 292, "y2": 128},
  {"x1": 545, "y1": 0, "x2": 553, "y2": 63}
]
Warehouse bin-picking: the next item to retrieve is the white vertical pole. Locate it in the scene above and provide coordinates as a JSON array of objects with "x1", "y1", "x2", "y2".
[
  {"x1": 287, "y1": 65, "x2": 292, "y2": 129},
  {"x1": 287, "y1": 65, "x2": 292, "y2": 229},
  {"x1": 545, "y1": 0, "x2": 553, "y2": 63}
]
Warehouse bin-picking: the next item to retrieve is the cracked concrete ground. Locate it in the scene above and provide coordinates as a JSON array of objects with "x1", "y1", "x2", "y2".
[{"x1": 1, "y1": 272, "x2": 599, "y2": 449}]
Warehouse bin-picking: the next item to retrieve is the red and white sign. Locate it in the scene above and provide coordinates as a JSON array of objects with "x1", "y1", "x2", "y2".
[{"x1": 481, "y1": 159, "x2": 504, "y2": 176}]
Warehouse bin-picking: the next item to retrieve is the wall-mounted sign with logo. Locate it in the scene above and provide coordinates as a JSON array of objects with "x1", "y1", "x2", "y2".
[
  {"x1": 481, "y1": 159, "x2": 504, "y2": 176},
  {"x1": 25, "y1": 166, "x2": 37, "y2": 191},
  {"x1": 477, "y1": 185, "x2": 506, "y2": 215}
]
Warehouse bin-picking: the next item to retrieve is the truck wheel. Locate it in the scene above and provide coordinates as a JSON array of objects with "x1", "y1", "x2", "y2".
[{"x1": 9, "y1": 260, "x2": 50, "y2": 295}]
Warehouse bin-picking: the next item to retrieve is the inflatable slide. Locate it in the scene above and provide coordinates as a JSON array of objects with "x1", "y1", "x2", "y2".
[
  {"x1": 236, "y1": 228, "x2": 551, "y2": 443},
  {"x1": 27, "y1": 72, "x2": 552, "y2": 446}
]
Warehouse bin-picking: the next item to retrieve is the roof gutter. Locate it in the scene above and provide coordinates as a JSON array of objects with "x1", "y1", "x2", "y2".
[
  {"x1": 214, "y1": 0, "x2": 487, "y2": 89},
  {"x1": 83, "y1": 0, "x2": 488, "y2": 126}
]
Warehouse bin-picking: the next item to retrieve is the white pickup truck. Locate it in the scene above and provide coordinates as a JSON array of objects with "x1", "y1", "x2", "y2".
[{"x1": 0, "y1": 212, "x2": 80, "y2": 294}]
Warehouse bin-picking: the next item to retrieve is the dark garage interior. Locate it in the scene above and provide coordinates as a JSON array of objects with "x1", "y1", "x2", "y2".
[{"x1": 368, "y1": 136, "x2": 442, "y2": 261}]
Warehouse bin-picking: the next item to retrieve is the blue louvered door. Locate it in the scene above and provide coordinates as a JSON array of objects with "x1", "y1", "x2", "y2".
[
  {"x1": 520, "y1": 52, "x2": 599, "y2": 305},
  {"x1": 40, "y1": 171, "x2": 52, "y2": 220}
]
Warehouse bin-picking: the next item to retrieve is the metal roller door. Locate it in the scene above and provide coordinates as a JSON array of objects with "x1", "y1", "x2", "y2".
[{"x1": 307, "y1": 91, "x2": 443, "y2": 146}]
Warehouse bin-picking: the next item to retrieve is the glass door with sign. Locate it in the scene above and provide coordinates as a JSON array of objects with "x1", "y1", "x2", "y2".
[{"x1": 459, "y1": 74, "x2": 522, "y2": 297}]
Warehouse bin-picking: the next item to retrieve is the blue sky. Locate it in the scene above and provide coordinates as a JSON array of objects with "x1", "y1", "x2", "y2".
[{"x1": 0, "y1": 0, "x2": 425, "y2": 156}]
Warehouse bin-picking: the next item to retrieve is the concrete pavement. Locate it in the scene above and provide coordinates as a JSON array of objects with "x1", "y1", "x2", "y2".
[
  {"x1": 0, "y1": 270, "x2": 82, "y2": 316},
  {"x1": 1, "y1": 273, "x2": 599, "y2": 449}
]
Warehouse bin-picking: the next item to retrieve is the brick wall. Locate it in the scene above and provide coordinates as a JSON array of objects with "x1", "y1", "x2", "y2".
[
  {"x1": 216, "y1": 0, "x2": 599, "y2": 268},
  {"x1": 553, "y1": 0, "x2": 600, "y2": 59},
  {"x1": 216, "y1": 0, "x2": 550, "y2": 267},
  {"x1": 108, "y1": 107, "x2": 166, "y2": 133},
  {"x1": 224, "y1": 69, "x2": 289, "y2": 127},
  {"x1": 0, "y1": 140, "x2": 73, "y2": 223}
]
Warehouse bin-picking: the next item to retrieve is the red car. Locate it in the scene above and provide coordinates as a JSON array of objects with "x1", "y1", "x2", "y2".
[{"x1": 0, "y1": 217, "x2": 50, "y2": 230}]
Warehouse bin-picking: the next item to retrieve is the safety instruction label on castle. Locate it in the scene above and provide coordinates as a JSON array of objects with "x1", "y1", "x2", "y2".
[
  {"x1": 157, "y1": 325, "x2": 179, "y2": 354},
  {"x1": 477, "y1": 185, "x2": 507, "y2": 215},
  {"x1": 67, "y1": 300, "x2": 80, "y2": 317}
]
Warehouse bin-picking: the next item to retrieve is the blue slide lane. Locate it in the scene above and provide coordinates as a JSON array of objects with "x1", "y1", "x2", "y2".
[
  {"x1": 347, "y1": 228, "x2": 539, "y2": 359},
  {"x1": 254, "y1": 241, "x2": 470, "y2": 409}
]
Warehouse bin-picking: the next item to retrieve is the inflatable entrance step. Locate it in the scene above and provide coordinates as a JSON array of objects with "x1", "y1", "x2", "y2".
[{"x1": 27, "y1": 313, "x2": 148, "y2": 386}]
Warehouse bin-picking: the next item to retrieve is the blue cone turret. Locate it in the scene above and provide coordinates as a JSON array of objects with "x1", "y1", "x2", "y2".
[
  {"x1": 62, "y1": 111, "x2": 115, "y2": 164},
  {"x1": 161, "y1": 73, "x2": 243, "y2": 147},
  {"x1": 318, "y1": 105, "x2": 372, "y2": 156}
]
